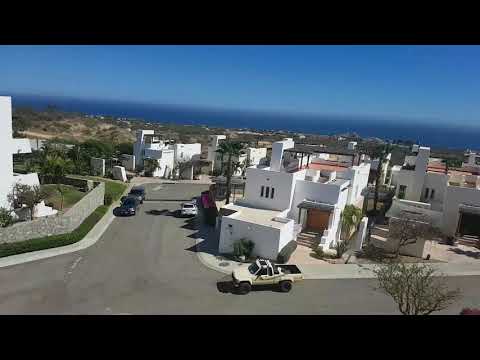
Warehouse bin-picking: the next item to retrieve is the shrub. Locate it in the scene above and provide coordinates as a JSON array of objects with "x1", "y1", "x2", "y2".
[
  {"x1": 243, "y1": 239, "x2": 255, "y2": 258},
  {"x1": 314, "y1": 246, "x2": 324, "y2": 258},
  {"x1": 374, "y1": 263, "x2": 461, "y2": 315},
  {"x1": 334, "y1": 240, "x2": 350, "y2": 259},
  {"x1": 0, "y1": 208, "x2": 14, "y2": 228},
  {"x1": 446, "y1": 236, "x2": 456, "y2": 246},
  {"x1": 104, "y1": 193, "x2": 113, "y2": 206},
  {"x1": 233, "y1": 238, "x2": 255, "y2": 260},
  {"x1": 277, "y1": 240, "x2": 297, "y2": 264},
  {"x1": 356, "y1": 243, "x2": 387, "y2": 262},
  {"x1": 312, "y1": 246, "x2": 336, "y2": 260}
]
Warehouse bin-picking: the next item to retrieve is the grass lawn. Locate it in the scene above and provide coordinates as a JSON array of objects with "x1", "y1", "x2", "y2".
[
  {"x1": 41, "y1": 184, "x2": 86, "y2": 211},
  {"x1": 0, "y1": 205, "x2": 108, "y2": 258},
  {"x1": 104, "y1": 181, "x2": 127, "y2": 201},
  {"x1": 68, "y1": 175, "x2": 127, "y2": 201},
  {"x1": 0, "y1": 176, "x2": 128, "y2": 258}
]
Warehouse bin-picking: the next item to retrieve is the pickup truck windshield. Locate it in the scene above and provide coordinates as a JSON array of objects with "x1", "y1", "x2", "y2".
[{"x1": 248, "y1": 263, "x2": 259, "y2": 274}]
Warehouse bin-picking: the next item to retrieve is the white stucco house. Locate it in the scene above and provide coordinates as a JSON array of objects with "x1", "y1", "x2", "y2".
[
  {"x1": 388, "y1": 145, "x2": 480, "y2": 240},
  {"x1": 207, "y1": 134, "x2": 268, "y2": 177},
  {"x1": 133, "y1": 130, "x2": 201, "y2": 178},
  {"x1": 0, "y1": 96, "x2": 57, "y2": 219},
  {"x1": 364, "y1": 152, "x2": 392, "y2": 186},
  {"x1": 217, "y1": 138, "x2": 371, "y2": 260},
  {"x1": 207, "y1": 134, "x2": 226, "y2": 172},
  {"x1": 245, "y1": 147, "x2": 268, "y2": 167}
]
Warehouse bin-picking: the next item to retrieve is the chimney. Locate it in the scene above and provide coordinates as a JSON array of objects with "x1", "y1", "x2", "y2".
[{"x1": 270, "y1": 138, "x2": 294, "y2": 172}]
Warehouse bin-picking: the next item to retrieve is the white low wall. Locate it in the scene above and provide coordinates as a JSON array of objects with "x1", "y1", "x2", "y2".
[
  {"x1": 387, "y1": 198, "x2": 443, "y2": 229},
  {"x1": 112, "y1": 166, "x2": 127, "y2": 182},
  {"x1": 355, "y1": 217, "x2": 368, "y2": 251},
  {"x1": 121, "y1": 154, "x2": 135, "y2": 171},
  {"x1": 219, "y1": 215, "x2": 294, "y2": 260},
  {"x1": 371, "y1": 233, "x2": 428, "y2": 258},
  {"x1": 90, "y1": 157, "x2": 105, "y2": 177}
]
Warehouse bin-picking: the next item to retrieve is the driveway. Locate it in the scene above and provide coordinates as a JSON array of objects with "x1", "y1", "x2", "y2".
[{"x1": 0, "y1": 183, "x2": 478, "y2": 314}]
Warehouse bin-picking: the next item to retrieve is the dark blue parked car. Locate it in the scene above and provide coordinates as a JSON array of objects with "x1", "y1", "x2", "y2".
[{"x1": 116, "y1": 196, "x2": 140, "y2": 216}]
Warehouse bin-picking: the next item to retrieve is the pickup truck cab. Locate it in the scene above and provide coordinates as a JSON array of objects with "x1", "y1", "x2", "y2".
[{"x1": 232, "y1": 259, "x2": 303, "y2": 294}]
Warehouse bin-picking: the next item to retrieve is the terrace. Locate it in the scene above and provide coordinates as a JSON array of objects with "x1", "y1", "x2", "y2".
[
  {"x1": 447, "y1": 171, "x2": 480, "y2": 189},
  {"x1": 283, "y1": 144, "x2": 360, "y2": 173}
]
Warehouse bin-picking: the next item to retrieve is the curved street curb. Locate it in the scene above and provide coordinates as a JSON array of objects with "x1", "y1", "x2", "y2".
[
  {"x1": 194, "y1": 236, "x2": 231, "y2": 275},
  {"x1": 0, "y1": 183, "x2": 133, "y2": 269}
]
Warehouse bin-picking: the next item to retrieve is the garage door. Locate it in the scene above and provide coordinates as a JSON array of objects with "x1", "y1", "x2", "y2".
[
  {"x1": 458, "y1": 212, "x2": 480, "y2": 238},
  {"x1": 306, "y1": 209, "x2": 330, "y2": 231}
]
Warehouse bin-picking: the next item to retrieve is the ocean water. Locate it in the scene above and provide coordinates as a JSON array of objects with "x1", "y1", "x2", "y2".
[{"x1": 7, "y1": 93, "x2": 480, "y2": 150}]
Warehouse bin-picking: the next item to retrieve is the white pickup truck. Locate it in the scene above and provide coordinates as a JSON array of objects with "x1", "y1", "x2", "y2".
[{"x1": 231, "y1": 259, "x2": 304, "y2": 294}]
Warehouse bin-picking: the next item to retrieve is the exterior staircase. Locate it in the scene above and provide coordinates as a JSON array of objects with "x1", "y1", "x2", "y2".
[
  {"x1": 457, "y1": 235, "x2": 480, "y2": 248},
  {"x1": 296, "y1": 230, "x2": 322, "y2": 249}
]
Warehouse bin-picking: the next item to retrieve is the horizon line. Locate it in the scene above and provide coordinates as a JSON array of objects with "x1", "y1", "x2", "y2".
[{"x1": 2, "y1": 90, "x2": 463, "y2": 127}]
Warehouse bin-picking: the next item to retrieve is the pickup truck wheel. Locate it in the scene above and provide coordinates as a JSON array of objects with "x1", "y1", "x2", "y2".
[
  {"x1": 238, "y1": 282, "x2": 251, "y2": 295},
  {"x1": 279, "y1": 280, "x2": 292, "y2": 293}
]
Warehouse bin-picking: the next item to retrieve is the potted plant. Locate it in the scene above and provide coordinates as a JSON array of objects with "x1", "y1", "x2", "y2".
[
  {"x1": 446, "y1": 236, "x2": 456, "y2": 246},
  {"x1": 233, "y1": 238, "x2": 255, "y2": 262}
]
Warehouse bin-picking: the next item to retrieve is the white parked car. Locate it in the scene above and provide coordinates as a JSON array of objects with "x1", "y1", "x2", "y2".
[{"x1": 180, "y1": 202, "x2": 198, "y2": 217}]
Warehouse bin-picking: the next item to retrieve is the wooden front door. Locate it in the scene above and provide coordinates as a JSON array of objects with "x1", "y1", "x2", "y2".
[{"x1": 306, "y1": 209, "x2": 330, "y2": 231}]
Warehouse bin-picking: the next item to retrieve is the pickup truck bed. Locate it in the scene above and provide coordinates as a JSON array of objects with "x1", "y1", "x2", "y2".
[{"x1": 275, "y1": 264, "x2": 301, "y2": 275}]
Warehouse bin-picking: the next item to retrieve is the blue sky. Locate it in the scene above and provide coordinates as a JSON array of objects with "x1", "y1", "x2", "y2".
[{"x1": 1, "y1": 45, "x2": 480, "y2": 126}]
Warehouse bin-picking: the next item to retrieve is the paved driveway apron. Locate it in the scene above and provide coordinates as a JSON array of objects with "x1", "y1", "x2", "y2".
[{"x1": 0, "y1": 183, "x2": 477, "y2": 314}]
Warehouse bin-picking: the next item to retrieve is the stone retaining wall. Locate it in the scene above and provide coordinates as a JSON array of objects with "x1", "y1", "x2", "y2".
[
  {"x1": 62, "y1": 176, "x2": 95, "y2": 192},
  {"x1": 0, "y1": 182, "x2": 105, "y2": 244}
]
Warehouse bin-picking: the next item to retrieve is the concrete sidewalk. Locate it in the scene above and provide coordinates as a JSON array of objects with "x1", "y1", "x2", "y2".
[
  {"x1": 194, "y1": 224, "x2": 480, "y2": 279},
  {"x1": 0, "y1": 183, "x2": 133, "y2": 268}
]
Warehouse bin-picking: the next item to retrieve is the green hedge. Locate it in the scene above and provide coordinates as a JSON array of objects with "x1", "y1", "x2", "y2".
[
  {"x1": 0, "y1": 205, "x2": 108, "y2": 258},
  {"x1": 104, "y1": 181, "x2": 127, "y2": 201}
]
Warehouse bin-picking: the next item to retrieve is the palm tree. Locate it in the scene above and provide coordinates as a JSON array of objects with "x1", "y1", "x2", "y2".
[
  {"x1": 68, "y1": 144, "x2": 87, "y2": 175},
  {"x1": 39, "y1": 154, "x2": 74, "y2": 211},
  {"x1": 341, "y1": 205, "x2": 363, "y2": 241},
  {"x1": 216, "y1": 141, "x2": 244, "y2": 205},
  {"x1": 215, "y1": 148, "x2": 226, "y2": 175},
  {"x1": 176, "y1": 160, "x2": 193, "y2": 180},
  {"x1": 143, "y1": 158, "x2": 159, "y2": 177},
  {"x1": 361, "y1": 143, "x2": 392, "y2": 214},
  {"x1": 40, "y1": 154, "x2": 74, "y2": 184}
]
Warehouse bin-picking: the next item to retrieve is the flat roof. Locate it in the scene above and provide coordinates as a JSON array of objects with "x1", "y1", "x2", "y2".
[
  {"x1": 284, "y1": 144, "x2": 358, "y2": 156},
  {"x1": 222, "y1": 203, "x2": 290, "y2": 229},
  {"x1": 297, "y1": 200, "x2": 335, "y2": 211},
  {"x1": 304, "y1": 162, "x2": 349, "y2": 172}
]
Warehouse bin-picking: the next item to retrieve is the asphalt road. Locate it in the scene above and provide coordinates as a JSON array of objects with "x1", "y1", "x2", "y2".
[{"x1": 0, "y1": 183, "x2": 478, "y2": 314}]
